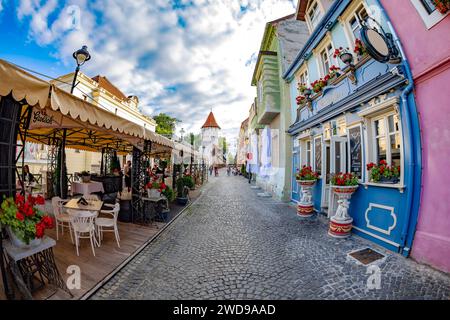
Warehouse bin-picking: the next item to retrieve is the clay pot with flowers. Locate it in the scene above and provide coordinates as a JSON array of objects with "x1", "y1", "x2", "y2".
[
  {"x1": 334, "y1": 47, "x2": 353, "y2": 65},
  {"x1": 329, "y1": 173, "x2": 359, "y2": 238},
  {"x1": 295, "y1": 166, "x2": 319, "y2": 217},
  {"x1": 311, "y1": 78, "x2": 328, "y2": 94},
  {"x1": 367, "y1": 160, "x2": 400, "y2": 184},
  {"x1": 329, "y1": 65, "x2": 341, "y2": 80},
  {"x1": 0, "y1": 194, "x2": 54, "y2": 248},
  {"x1": 145, "y1": 172, "x2": 167, "y2": 198}
]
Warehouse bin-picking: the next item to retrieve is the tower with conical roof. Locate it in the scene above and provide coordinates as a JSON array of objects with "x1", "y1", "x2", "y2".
[{"x1": 201, "y1": 111, "x2": 222, "y2": 166}]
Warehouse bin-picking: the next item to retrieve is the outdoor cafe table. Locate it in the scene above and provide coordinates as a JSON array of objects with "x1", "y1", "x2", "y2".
[
  {"x1": 71, "y1": 181, "x2": 104, "y2": 197},
  {"x1": 63, "y1": 198, "x2": 104, "y2": 213}
]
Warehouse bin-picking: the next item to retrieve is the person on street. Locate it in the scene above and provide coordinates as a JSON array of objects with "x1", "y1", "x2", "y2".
[
  {"x1": 124, "y1": 160, "x2": 132, "y2": 192},
  {"x1": 209, "y1": 166, "x2": 213, "y2": 176},
  {"x1": 227, "y1": 166, "x2": 231, "y2": 176},
  {"x1": 214, "y1": 166, "x2": 218, "y2": 177}
]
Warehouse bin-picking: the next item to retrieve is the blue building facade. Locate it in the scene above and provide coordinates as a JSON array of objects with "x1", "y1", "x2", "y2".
[{"x1": 285, "y1": 0, "x2": 422, "y2": 255}]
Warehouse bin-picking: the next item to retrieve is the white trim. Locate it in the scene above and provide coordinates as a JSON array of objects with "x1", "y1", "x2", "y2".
[
  {"x1": 410, "y1": 0, "x2": 449, "y2": 29},
  {"x1": 365, "y1": 203, "x2": 397, "y2": 235},
  {"x1": 352, "y1": 226, "x2": 401, "y2": 248}
]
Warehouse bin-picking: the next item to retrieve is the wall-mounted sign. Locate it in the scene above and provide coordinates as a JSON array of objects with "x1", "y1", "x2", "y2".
[
  {"x1": 348, "y1": 126, "x2": 362, "y2": 179},
  {"x1": 360, "y1": 17, "x2": 401, "y2": 64}
]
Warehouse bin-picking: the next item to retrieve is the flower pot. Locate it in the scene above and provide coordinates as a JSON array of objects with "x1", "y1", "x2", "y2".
[
  {"x1": 296, "y1": 180, "x2": 316, "y2": 218},
  {"x1": 6, "y1": 226, "x2": 42, "y2": 249},
  {"x1": 176, "y1": 197, "x2": 189, "y2": 206},
  {"x1": 147, "y1": 189, "x2": 161, "y2": 198},
  {"x1": 339, "y1": 52, "x2": 353, "y2": 65},
  {"x1": 328, "y1": 185, "x2": 359, "y2": 238},
  {"x1": 379, "y1": 176, "x2": 399, "y2": 184},
  {"x1": 81, "y1": 175, "x2": 91, "y2": 183}
]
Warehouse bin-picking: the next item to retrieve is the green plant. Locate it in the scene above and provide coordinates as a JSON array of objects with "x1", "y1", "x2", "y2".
[
  {"x1": 176, "y1": 177, "x2": 187, "y2": 198},
  {"x1": 0, "y1": 195, "x2": 54, "y2": 244},
  {"x1": 331, "y1": 173, "x2": 359, "y2": 186},
  {"x1": 183, "y1": 175, "x2": 195, "y2": 189},
  {"x1": 162, "y1": 186, "x2": 175, "y2": 202},
  {"x1": 367, "y1": 160, "x2": 400, "y2": 182},
  {"x1": 80, "y1": 171, "x2": 90, "y2": 176}
]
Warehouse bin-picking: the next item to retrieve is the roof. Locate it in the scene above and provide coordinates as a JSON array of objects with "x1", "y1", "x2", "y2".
[
  {"x1": 201, "y1": 112, "x2": 221, "y2": 129},
  {"x1": 240, "y1": 118, "x2": 249, "y2": 129},
  {"x1": 295, "y1": 0, "x2": 309, "y2": 21},
  {"x1": 92, "y1": 75, "x2": 127, "y2": 101}
]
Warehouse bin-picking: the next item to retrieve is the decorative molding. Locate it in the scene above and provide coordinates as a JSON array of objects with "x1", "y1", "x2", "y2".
[
  {"x1": 352, "y1": 226, "x2": 401, "y2": 248},
  {"x1": 365, "y1": 203, "x2": 397, "y2": 235},
  {"x1": 358, "y1": 96, "x2": 399, "y2": 118}
]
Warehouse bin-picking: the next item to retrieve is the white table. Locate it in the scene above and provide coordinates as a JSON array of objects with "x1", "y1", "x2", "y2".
[{"x1": 72, "y1": 181, "x2": 104, "y2": 197}]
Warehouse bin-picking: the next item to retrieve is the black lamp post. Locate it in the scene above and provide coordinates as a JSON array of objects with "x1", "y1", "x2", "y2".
[{"x1": 71, "y1": 45, "x2": 91, "y2": 94}]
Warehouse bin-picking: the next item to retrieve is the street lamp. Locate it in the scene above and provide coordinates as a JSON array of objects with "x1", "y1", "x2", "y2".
[{"x1": 71, "y1": 45, "x2": 91, "y2": 94}]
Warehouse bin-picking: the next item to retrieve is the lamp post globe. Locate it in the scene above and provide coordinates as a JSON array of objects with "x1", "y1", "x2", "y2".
[{"x1": 71, "y1": 45, "x2": 91, "y2": 94}]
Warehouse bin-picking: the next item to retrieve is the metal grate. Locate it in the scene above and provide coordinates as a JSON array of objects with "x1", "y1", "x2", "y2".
[{"x1": 348, "y1": 248, "x2": 385, "y2": 265}]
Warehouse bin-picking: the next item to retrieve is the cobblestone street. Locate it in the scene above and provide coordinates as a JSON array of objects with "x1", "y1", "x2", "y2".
[{"x1": 92, "y1": 171, "x2": 450, "y2": 300}]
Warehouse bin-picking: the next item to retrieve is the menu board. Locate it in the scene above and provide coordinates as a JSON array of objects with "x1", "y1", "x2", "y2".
[{"x1": 349, "y1": 126, "x2": 362, "y2": 178}]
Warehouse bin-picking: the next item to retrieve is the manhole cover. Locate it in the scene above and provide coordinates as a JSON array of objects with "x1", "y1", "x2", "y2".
[{"x1": 348, "y1": 248, "x2": 385, "y2": 265}]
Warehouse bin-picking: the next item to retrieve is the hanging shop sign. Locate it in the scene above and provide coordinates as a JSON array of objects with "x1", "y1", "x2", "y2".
[{"x1": 360, "y1": 17, "x2": 401, "y2": 64}]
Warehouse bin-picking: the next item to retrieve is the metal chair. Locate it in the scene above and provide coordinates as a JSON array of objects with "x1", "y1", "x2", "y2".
[
  {"x1": 51, "y1": 197, "x2": 73, "y2": 242},
  {"x1": 68, "y1": 210, "x2": 98, "y2": 256},
  {"x1": 95, "y1": 203, "x2": 121, "y2": 248}
]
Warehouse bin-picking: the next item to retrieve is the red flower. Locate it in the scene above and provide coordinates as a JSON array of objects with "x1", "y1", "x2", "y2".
[
  {"x1": 16, "y1": 212, "x2": 25, "y2": 221},
  {"x1": 35, "y1": 222, "x2": 45, "y2": 238},
  {"x1": 15, "y1": 194, "x2": 25, "y2": 205},
  {"x1": 35, "y1": 195, "x2": 45, "y2": 205},
  {"x1": 380, "y1": 160, "x2": 387, "y2": 166},
  {"x1": 41, "y1": 216, "x2": 54, "y2": 229}
]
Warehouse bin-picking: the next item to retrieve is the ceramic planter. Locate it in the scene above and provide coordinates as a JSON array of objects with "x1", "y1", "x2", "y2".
[
  {"x1": 339, "y1": 52, "x2": 354, "y2": 65},
  {"x1": 176, "y1": 197, "x2": 189, "y2": 206},
  {"x1": 296, "y1": 179, "x2": 317, "y2": 218},
  {"x1": 6, "y1": 226, "x2": 42, "y2": 249},
  {"x1": 81, "y1": 175, "x2": 91, "y2": 183},
  {"x1": 328, "y1": 185, "x2": 359, "y2": 238},
  {"x1": 147, "y1": 189, "x2": 161, "y2": 198}
]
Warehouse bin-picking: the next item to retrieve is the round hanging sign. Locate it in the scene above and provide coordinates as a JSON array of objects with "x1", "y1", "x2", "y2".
[{"x1": 360, "y1": 26, "x2": 390, "y2": 63}]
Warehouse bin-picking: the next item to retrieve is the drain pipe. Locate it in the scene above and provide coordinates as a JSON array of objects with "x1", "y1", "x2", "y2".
[{"x1": 374, "y1": 1, "x2": 422, "y2": 254}]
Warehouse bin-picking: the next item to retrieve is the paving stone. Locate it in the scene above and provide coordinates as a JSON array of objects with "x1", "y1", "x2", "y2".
[{"x1": 91, "y1": 172, "x2": 450, "y2": 300}]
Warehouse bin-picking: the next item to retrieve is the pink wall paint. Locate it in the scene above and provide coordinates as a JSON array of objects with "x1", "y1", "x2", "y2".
[{"x1": 380, "y1": 0, "x2": 450, "y2": 273}]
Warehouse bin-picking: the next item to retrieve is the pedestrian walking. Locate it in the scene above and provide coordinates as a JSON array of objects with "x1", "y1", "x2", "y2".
[
  {"x1": 214, "y1": 166, "x2": 219, "y2": 177},
  {"x1": 227, "y1": 166, "x2": 231, "y2": 176},
  {"x1": 124, "y1": 160, "x2": 132, "y2": 192},
  {"x1": 209, "y1": 166, "x2": 213, "y2": 176}
]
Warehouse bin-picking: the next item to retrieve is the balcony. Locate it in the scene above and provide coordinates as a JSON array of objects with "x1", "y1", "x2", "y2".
[{"x1": 256, "y1": 55, "x2": 281, "y2": 125}]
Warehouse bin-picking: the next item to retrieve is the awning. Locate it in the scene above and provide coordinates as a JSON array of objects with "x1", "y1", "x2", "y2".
[{"x1": 0, "y1": 59, "x2": 174, "y2": 155}]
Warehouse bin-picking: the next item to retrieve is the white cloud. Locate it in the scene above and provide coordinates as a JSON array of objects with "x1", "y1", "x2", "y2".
[{"x1": 16, "y1": 0, "x2": 297, "y2": 144}]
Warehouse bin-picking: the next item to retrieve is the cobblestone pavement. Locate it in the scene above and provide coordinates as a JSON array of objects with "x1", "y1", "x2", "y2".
[{"x1": 92, "y1": 171, "x2": 450, "y2": 300}]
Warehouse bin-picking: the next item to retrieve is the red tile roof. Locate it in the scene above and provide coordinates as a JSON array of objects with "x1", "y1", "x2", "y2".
[
  {"x1": 201, "y1": 112, "x2": 221, "y2": 129},
  {"x1": 91, "y1": 75, "x2": 127, "y2": 101}
]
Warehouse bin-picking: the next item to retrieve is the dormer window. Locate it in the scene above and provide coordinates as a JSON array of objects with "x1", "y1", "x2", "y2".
[{"x1": 308, "y1": 1, "x2": 323, "y2": 30}]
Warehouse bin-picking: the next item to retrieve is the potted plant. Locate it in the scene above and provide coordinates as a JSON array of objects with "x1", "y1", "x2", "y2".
[
  {"x1": 367, "y1": 160, "x2": 400, "y2": 184},
  {"x1": 145, "y1": 180, "x2": 167, "y2": 198},
  {"x1": 296, "y1": 95, "x2": 306, "y2": 106},
  {"x1": 329, "y1": 172, "x2": 359, "y2": 238},
  {"x1": 295, "y1": 166, "x2": 319, "y2": 217},
  {"x1": 183, "y1": 174, "x2": 195, "y2": 191},
  {"x1": 354, "y1": 38, "x2": 368, "y2": 59},
  {"x1": 176, "y1": 177, "x2": 189, "y2": 205},
  {"x1": 329, "y1": 65, "x2": 341, "y2": 79},
  {"x1": 0, "y1": 194, "x2": 54, "y2": 248},
  {"x1": 311, "y1": 78, "x2": 328, "y2": 94},
  {"x1": 334, "y1": 47, "x2": 353, "y2": 65},
  {"x1": 297, "y1": 82, "x2": 312, "y2": 96},
  {"x1": 434, "y1": 0, "x2": 449, "y2": 14},
  {"x1": 162, "y1": 186, "x2": 175, "y2": 202},
  {"x1": 80, "y1": 171, "x2": 91, "y2": 183}
]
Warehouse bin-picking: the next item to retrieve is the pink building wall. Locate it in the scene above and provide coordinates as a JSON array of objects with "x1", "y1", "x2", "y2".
[{"x1": 381, "y1": 0, "x2": 450, "y2": 273}]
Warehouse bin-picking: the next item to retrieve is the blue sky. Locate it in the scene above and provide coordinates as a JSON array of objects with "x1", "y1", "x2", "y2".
[{"x1": 0, "y1": 0, "x2": 297, "y2": 148}]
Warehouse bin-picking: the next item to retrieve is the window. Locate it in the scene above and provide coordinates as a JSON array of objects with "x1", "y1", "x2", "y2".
[
  {"x1": 411, "y1": 0, "x2": 448, "y2": 29},
  {"x1": 420, "y1": 0, "x2": 437, "y2": 13},
  {"x1": 348, "y1": 5, "x2": 368, "y2": 40},
  {"x1": 320, "y1": 44, "x2": 334, "y2": 76},
  {"x1": 306, "y1": 140, "x2": 312, "y2": 167},
  {"x1": 372, "y1": 113, "x2": 401, "y2": 167},
  {"x1": 314, "y1": 137, "x2": 322, "y2": 175},
  {"x1": 308, "y1": 1, "x2": 323, "y2": 30},
  {"x1": 299, "y1": 70, "x2": 309, "y2": 86}
]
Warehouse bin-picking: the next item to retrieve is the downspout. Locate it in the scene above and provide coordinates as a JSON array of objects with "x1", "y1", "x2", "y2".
[{"x1": 374, "y1": 1, "x2": 422, "y2": 255}]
